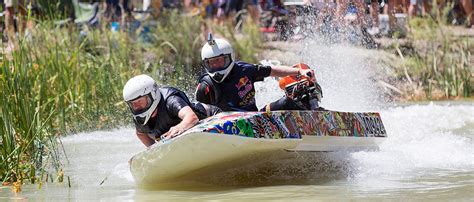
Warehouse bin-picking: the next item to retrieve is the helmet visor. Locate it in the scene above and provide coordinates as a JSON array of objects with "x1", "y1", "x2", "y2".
[
  {"x1": 203, "y1": 54, "x2": 232, "y2": 73},
  {"x1": 126, "y1": 94, "x2": 153, "y2": 115}
]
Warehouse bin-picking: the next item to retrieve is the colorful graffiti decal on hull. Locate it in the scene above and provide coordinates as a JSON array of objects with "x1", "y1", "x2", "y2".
[{"x1": 187, "y1": 110, "x2": 387, "y2": 139}]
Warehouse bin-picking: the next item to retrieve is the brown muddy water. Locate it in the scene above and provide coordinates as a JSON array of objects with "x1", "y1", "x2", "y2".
[
  {"x1": 1, "y1": 102, "x2": 472, "y2": 201},
  {"x1": 2, "y1": 42, "x2": 473, "y2": 201}
]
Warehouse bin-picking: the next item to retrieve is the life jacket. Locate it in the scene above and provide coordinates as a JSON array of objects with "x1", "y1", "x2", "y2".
[
  {"x1": 198, "y1": 74, "x2": 224, "y2": 105},
  {"x1": 134, "y1": 87, "x2": 202, "y2": 139},
  {"x1": 197, "y1": 61, "x2": 271, "y2": 111}
]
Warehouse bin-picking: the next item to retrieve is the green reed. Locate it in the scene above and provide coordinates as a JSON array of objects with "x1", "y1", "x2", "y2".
[
  {"x1": 211, "y1": 19, "x2": 262, "y2": 64},
  {"x1": 1, "y1": 44, "x2": 61, "y2": 184},
  {"x1": 398, "y1": 4, "x2": 473, "y2": 99},
  {"x1": 0, "y1": 13, "x2": 262, "y2": 184}
]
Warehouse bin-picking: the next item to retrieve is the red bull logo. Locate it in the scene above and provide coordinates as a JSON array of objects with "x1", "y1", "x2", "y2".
[{"x1": 235, "y1": 76, "x2": 250, "y2": 89}]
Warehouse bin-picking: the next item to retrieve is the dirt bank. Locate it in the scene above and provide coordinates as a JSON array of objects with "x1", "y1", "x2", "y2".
[
  {"x1": 258, "y1": 31, "x2": 473, "y2": 102},
  {"x1": 259, "y1": 40, "x2": 400, "y2": 101}
]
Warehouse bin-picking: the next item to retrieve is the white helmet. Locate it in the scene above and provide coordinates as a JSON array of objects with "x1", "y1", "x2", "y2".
[
  {"x1": 201, "y1": 33, "x2": 235, "y2": 83},
  {"x1": 123, "y1": 74, "x2": 161, "y2": 125}
]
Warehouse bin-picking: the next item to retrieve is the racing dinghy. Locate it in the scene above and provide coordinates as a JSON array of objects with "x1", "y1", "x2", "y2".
[
  {"x1": 130, "y1": 63, "x2": 387, "y2": 187},
  {"x1": 130, "y1": 110, "x2": 387, "y2": 186}
]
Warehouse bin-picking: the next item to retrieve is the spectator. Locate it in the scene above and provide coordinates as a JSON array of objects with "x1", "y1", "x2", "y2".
[
  {"x1": 368, "y1": 0, "x2": 380, "y2": 35},
  {"x1": 104, "y1": 0, "x2": 130, "y2": 26},
  {"x1": 461, "y1": 0, "x2": 473, "y2": 27},
  {"x1": 309, "y1": 0, "x2": 336, "y2": 30},
  {"x1": 335, "y1": 0, "x2": 367, "y2": 27},
  {"x1": 246, "y1": 0, "x2": 260, "y2": 26},
  {"x1": 385, "y1": 0, "x2": 397, "y2": 35},
  {"x1": 3, "y1": 0, "x2": 32, "y2": 51},
  {"x1": 215, "y1": 0, "x2": 227, "y2": 24},
  {"x1": 226, "y1": 0, "x2": 260, "y2": 26},
  {"x1": 408, "y1": 0, "x2": 430, "y2": 17}
]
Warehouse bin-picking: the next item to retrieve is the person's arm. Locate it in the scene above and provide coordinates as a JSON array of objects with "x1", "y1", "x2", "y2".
[
  {"x1": 162, "y1": 106, "x2": 199, "y2": 139},
  {"x1": 136, "y1": 131, "x2": 156, "y2": 147},
  {"x1": 269, "y1": 65, "x2": 313, "y2": 78},
  {"x1": 195, "y1": 81, "x2": 215, "y2": 105}
]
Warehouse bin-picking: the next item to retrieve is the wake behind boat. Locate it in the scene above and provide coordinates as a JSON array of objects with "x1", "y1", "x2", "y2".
[{"x1": 130, "y1": 109, "x2": 387, "y2": 186}]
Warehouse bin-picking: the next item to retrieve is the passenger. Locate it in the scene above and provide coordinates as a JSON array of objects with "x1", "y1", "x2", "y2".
[{"x1": 123, "y1": 74, "x2": 221, "y2": 147}]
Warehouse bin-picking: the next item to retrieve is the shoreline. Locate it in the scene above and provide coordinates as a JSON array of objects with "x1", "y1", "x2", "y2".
[{"x1": 259, "y1": 24, "x2": 473, "y2": 102}]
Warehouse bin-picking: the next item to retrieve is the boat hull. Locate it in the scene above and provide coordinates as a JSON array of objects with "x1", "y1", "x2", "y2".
[{"x1": 130, "y1": 110, "x2": 387, "y2": 186}]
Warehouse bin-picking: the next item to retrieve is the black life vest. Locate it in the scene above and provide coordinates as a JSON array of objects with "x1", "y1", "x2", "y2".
[{"x1": 134, "y1": 87, "x2": 199, "y2": 139}]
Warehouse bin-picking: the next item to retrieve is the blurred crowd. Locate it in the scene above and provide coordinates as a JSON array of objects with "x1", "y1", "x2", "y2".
[{"x1": 1, "y1": 0, "x2": 473, "y2": 50}]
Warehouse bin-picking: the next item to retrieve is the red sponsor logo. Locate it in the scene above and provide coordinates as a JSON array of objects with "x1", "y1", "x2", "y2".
[{"x1": 235, "y1": 76, "x2": 250, "y2": 89}]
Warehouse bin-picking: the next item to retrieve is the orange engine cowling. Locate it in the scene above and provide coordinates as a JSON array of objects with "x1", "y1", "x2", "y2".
[
  {"x1": 278, "y1": 63, "x2": 323, "y2": 110},
  {"x1": 278, "y1": 63, "x2": 315, "y2": 90}
]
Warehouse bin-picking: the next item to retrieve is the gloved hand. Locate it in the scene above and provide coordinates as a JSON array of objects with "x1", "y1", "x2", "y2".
[{"x1": 298, "y1": 68, "x2": 314, "y2": 78}]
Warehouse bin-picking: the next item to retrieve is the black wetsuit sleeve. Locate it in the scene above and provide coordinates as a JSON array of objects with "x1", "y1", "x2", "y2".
[
  {"x1": 166, "y1": 95, "x2": 190, "y2": 118},
  {"x1": 195, "y1": 81, "x2": 215, "y2": 105},
  {"x1": 253, "y1": 64, "x2": 272, "y2": 82}
]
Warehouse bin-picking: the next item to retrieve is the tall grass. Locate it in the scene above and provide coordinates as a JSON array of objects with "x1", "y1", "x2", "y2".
[
  {"x1": 211, "y1": 19, "x2": 262, "y2": 63},
  {"x1": 1, "y1": 55, "x2": 60, "y2": 184},
  {"x1": 0, "y1": 12, "x2": 262, "y2": 185},
  {"x1": 396, "y1": 4, "x2": 473, "y2": 100}
]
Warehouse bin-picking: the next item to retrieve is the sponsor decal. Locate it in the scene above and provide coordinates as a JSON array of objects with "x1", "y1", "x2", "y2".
[
  {"x1": 235, "y1": 76, "x2": 250, "y2": 89},
  {"x1": 201, "y1": 111, "x2": 387, "y2": 139}
]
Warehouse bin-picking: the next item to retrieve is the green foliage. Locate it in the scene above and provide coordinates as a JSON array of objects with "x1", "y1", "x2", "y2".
[
  {"x1": 34, "y1": 0, "x2": 74, "y2": 20},
  {"x1": 396, "y1": 10, "x2": 473, "y2": 99},
  {"x1": 211, "y1": 20, "x2": 262, "y2": 63},
  {"x1": 0, "y1": 13, "x2": 262, "y2": 184},
  {"x1": 1, "y1": 43, "x2": 61, "y2": 184},
  {"x1": 149, "y1": 10, "x2": 205, "y2": 89}
]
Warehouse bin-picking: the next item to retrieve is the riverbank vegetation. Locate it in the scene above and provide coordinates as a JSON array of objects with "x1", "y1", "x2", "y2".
[
  {"x1": 382, "y1": 7, "x2": 472, "y2": 101},
  {"x1": 0, "y1": 11, "x2": 261, "y2": 186},
  {"x1": 1, "y1": 3, "x2": 471, "y2": 189}
]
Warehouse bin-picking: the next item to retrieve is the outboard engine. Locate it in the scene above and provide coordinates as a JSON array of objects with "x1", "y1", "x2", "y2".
[{"x1": 278, "y1": 63, "x2": 323, "y2": 110}]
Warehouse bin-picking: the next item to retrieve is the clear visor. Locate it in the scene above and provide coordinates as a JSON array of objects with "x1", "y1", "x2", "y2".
[
  {"x1": 203, "y1": 54, "x2": 232, "y2": 73},
  {"x1": 126, "y1": 94, "x2": 153, "y2": 115}
]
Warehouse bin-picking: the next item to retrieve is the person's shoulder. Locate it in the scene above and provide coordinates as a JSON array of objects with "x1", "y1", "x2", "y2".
[
  {"x1": 163, "y1": 90, "x2": 188, "y2": 110},
  {"x1": 159, "y1": 86, "x2": 186, "y2": 101},
  {"x1": 198, "y1": 73, "x2": 213, "y2": 83},
  {"x1": 234, "y1": 61, "x2": 258, "y2": 72},
  {"x1": 160, "y1": 86, "x2": 182, "y2": 93},
  {"x1": 235, "y1": 61, "x2": 256, "y2": 67}
]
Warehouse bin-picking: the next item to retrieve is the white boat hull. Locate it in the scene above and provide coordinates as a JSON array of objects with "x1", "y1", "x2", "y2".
[{"x1": 130, "y1": 110, "x2": 387, "y2": 186}]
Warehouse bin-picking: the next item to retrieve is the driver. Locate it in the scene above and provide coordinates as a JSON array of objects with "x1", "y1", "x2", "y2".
[{"x1": 195, "y1": 33, "x2": 317, "y2": 112}]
